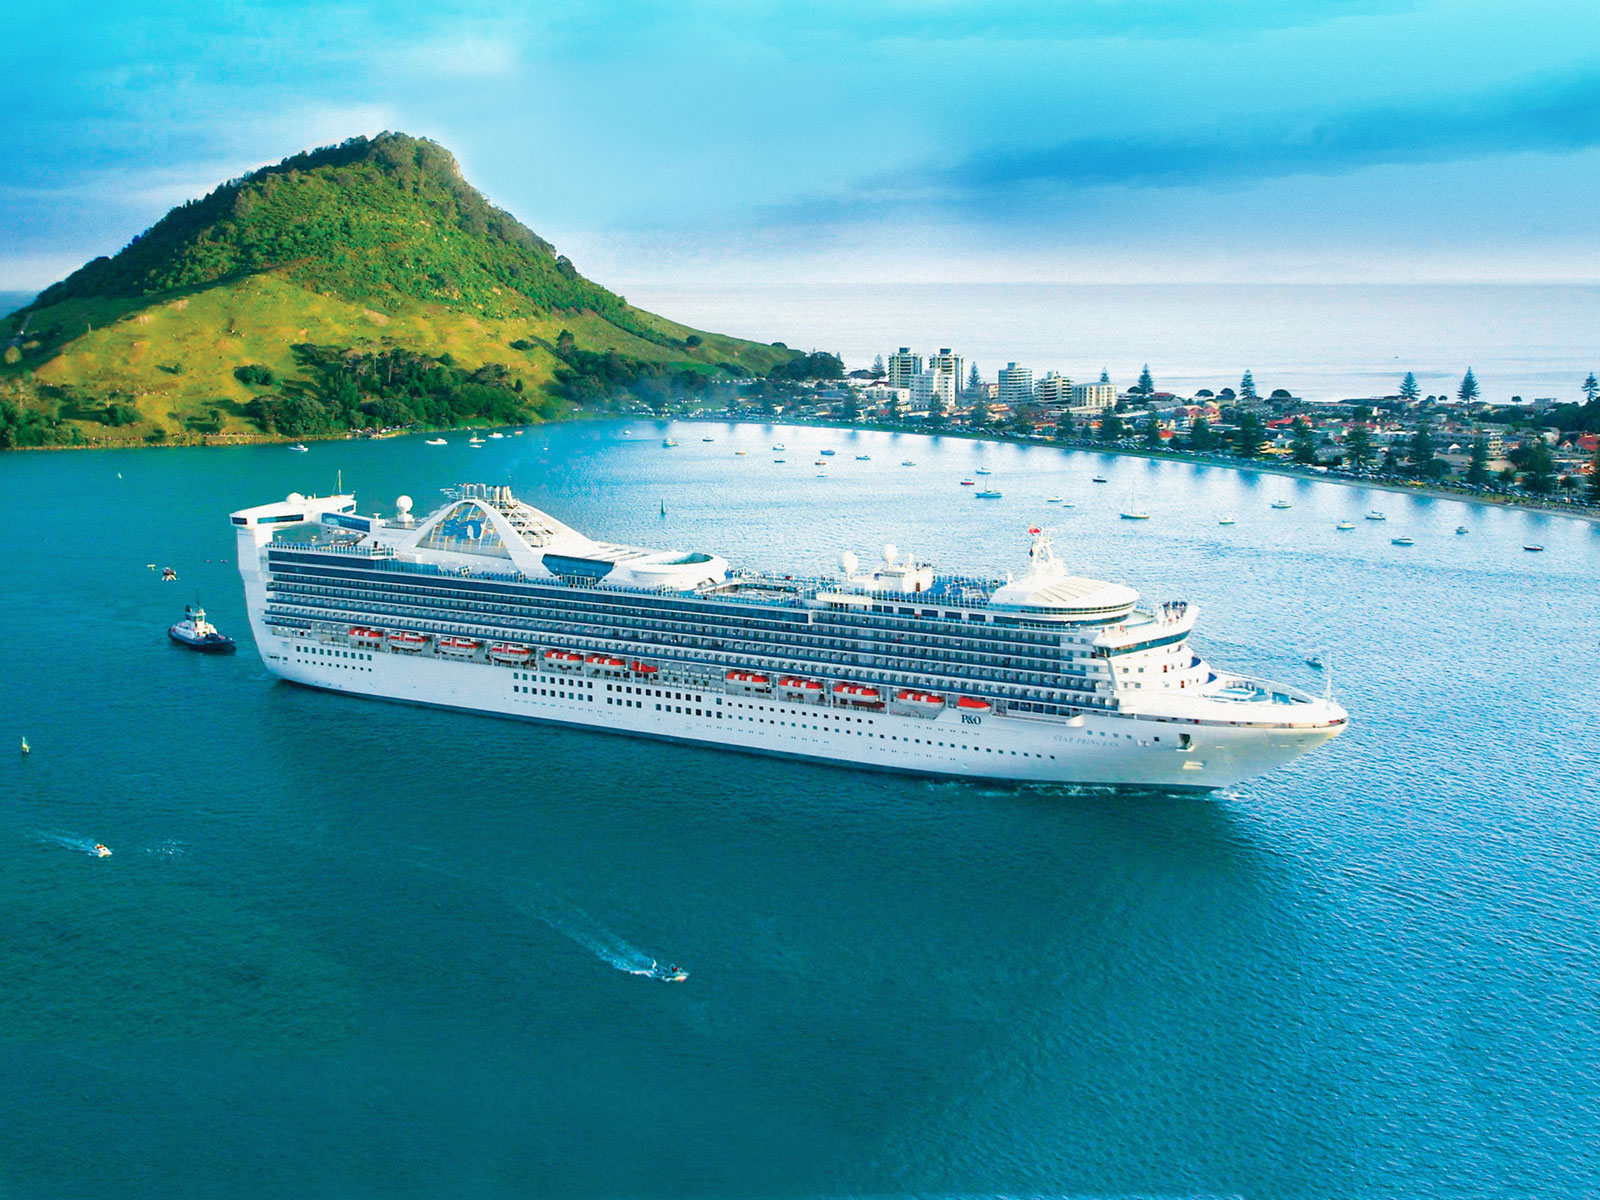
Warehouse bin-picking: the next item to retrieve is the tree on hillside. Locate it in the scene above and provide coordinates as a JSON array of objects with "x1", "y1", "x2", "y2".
[
  {"x1": 1466, "y1": 435, "x2": 1491, "y2": 486},
  {"x1": 1234, "y1": 412, "x2": 1266, "y2": 458},
  {"x1": 1136, "y1": 365, "x2": 1154, "y2": 395},
  {"x1": 928, "y1": 393, "x2": 947, "y2": 428},
  {"x1": 1055, "y1": 409, "x2": 1074, "y2": 441},
  {"x1": 1187, "y1": 415, "x2": 1215, "y2": 451},
  {"x1": 1291, "y1": 416, "x2": 1318, "y2": 464},
  {"x1": 1100, "y1": 410, "x2": 1126, "y2": 442},
  {"x1": 837, "y1": 392, "x2": 859, "y2": 422},
  {"x1": 1583, "y1": 372, "x2": 1598, "y2": 403},
  {"x1": 1141, "y1": 414, "x2": 1163, "y2": 449},
  {"x1": 967, "y1": 362, "x2": 982, "y2": 394},
  {"x1": 871, "y1": 353, "x2": 885, "y2": 380},
  {"x1": 1344, "y1": 423, "x2": 1374, "y2": 470},
  {"x1": 1458, "y1": 368, "x2": 1479, "y2": 403},
  {"x1": 1399, "y1": 372, "x2": 1419, "y2": 403},
  {"x1": 1514, "y1": 439, "x2": 1557, "y2": 493},
  {"x1": 1239, "y1": 370, "x2": 1257, "y2": 402}
]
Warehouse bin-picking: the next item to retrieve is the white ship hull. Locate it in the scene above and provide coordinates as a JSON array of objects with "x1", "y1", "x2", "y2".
[{"x1": 251, "y1": 627, "x2": 1336, "y2": 791}]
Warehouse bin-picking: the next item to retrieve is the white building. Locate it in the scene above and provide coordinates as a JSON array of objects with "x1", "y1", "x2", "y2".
[
  {"x1": 886, "y1": 347, "x2": 923, "y2": 390},
  {"x1": 1034, "y1": 371, "x2": 1073, "y2": 405},
  {"x1": 1068, "y1": 382, "x2": 1115, "y2": 411},
  {"x1": 912, "y1": 368, "x2": 959, "y2": 409},
  {"x1": 928, "y1": 348, "x2": 964, "y2": 400},
  {"x1": 998, "y1": 362, "x2": 1034, "y2": 407}
]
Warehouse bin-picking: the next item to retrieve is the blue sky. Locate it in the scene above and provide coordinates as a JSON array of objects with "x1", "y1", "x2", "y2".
[{"x1": 3, "y1": 0, "x2": 1599, "y2": 290}]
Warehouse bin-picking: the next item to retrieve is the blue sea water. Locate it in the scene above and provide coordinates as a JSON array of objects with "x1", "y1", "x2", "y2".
[{"x1": 2, "y1": 422, "x2": 1599, "y2": 1198}]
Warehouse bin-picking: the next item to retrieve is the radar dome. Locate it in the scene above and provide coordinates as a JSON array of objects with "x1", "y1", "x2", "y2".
[
  {"x1": 286, "y1": 492, "x2": 304, "y2": 504},
  {"x1": 396, "y1": 495, "x2": 413, "y2": 515},
  {"x1": 840, "y1": 551, "x2": 860, "y2": 576},
  {"x1": 882, "y1": 542, "x2": 898, "y2": 564}
]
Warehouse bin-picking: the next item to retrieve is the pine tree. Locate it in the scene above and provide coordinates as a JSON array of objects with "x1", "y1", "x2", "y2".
[
  {"x1": 1350, "y1": 422, "x2": 1376, "y2": 470},
  {"x1": 1291, "y1": 416, "x2": 1318, "y2": 463},
  {"x1": 1234, "y1": 412, "x2": 1266, "y2": 458},
  {"x1": 1137, "y1": 365, "x2": 1153, "y2": 395},
  {"x1": 1100, "y1": 411, "x2": 1126, "y2": 442},
  {"x1": 1099, "y1": 369, "x2": 1110, "y2": 384},
  {"x1": 1399, "y1": 372, "x2": 1419, "y2": 402},
  {"x1": 1187, "y1": 415, "x2": 1214, "y2": 452},
  {"x1": 1408, "y1": 420, "x2": 1436, "y2": 473},
  {"x1": 1466, "y1": 435, "x2": 1491, "y2": 486},
  {"x1": 1239, "y1": 370, "x2": 1257, "y2": 401},
  {"x1": 1522, "y1": 439, "x2": 1556, "y2": 494},
  {"x1": 1141, "y1": 414, "x2": 1163, "y2": 449},
  {"x1": 1055, "y1": 409, "x2": 1074, "y2": 441},
  {"x1": 1458, "y1": 368, "x2": 1479, "y2": 403},
  {"x1": 967, "y1": 362, "x2": 981, "y2": 394},
  {"x1": 871, "y1": 353, "x2": 885, "y2": 380},
  {"x1": 1584, "y1": 372, "x2": 1599, "y2": 403}
]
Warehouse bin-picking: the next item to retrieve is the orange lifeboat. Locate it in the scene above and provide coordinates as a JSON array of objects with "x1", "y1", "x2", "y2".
[
  {"x1": 629, "y1": 660, "x2": 659, "y2": 675},
  {"x1": 544, "y1": 649, "x2": 585, "y2": 669},
  {"x1": 489, "y1": 643, "x2": 532, "y2": 664},
  {"x1": 584, "y1": 654, "x2": 627, "y2": 672},
  {"x1": 349, "y1": 626, "x2": 385, "y2": 643},
  {"x1": 726, "y1": 670, "x2": 772, "y2": 688},
  {"x1": 779, "y1": 676, "x2": 822, "y2": 691},
  {"x1": 438, "y1": 636, "x2": 481, "y2": 656},
  {"x1": 896, "y1": 689, "x2": 944, "y2": 707},
  {"x1": 833, "y1": 683, "x2": 883, "y2": 707},
  {"x1": 956, "y1": 696, "x2": 992, "y2": 711},
  {"x1": 387, "y1": 631, "x2": 430, "y2": 652}
]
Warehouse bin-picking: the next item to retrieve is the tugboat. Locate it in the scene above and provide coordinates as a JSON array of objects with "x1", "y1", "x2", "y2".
[{"x1": 168, "y1": 604, "x2": 236, "y2": 653}]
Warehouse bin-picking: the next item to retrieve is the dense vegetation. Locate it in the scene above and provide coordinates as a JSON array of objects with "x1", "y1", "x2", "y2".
[{"x1": 244, "y1": 345, "x2": 557, "y2": 437}]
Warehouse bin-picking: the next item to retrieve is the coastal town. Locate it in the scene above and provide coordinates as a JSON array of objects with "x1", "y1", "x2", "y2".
[{"x1": 717, "y1": 346, "x2": 1600, "y2": 511}]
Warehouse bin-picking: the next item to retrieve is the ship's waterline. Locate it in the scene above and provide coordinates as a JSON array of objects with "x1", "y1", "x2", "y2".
[{"x1": 233, "y1": 482, "x2": 1346, "y2": 791}]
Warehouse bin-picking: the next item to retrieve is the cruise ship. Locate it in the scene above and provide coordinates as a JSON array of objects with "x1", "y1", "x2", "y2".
[{"x1": 231, "y1": 484, "x2": 1347, "y2": 791}]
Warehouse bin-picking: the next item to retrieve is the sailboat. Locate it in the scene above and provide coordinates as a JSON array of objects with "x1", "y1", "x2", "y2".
[{"x1": 1120, "y1": 487, "x2": 1150, "y2": 520}]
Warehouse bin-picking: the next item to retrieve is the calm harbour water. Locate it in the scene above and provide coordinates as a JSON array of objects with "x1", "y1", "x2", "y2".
[{"x1": 3, "y1": 422, "x2": 1599, "y2": 1198}]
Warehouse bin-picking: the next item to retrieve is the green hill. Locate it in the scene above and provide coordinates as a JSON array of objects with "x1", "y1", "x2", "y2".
[{"x1": 0, "y1": 133, "x2": 792, "y2": 447}]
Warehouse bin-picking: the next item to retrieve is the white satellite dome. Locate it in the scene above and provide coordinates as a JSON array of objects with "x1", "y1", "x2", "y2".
[
  {"x1": 286, "y1": 492, "x2": 304, "y2": 504},
  {"x1": 396, "y1": 495, "x2": 413, "y2": 515},
  {"x1": 882, "y1": 542, "x2": 898, "y2": 564},
  {"x1": 840, "y1": 551, "x2": 860, "y2": 576}
]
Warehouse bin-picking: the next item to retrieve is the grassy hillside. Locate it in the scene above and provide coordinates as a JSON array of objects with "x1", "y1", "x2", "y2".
[{"x1": 0, "y1": 133, "x2": 791, "y2": 447}]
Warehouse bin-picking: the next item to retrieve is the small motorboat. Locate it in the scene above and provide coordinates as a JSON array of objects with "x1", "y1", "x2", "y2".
[
  {"x1": 649, "y1": 961, "x2": 689, "y2": 982},
  {"x1": 900, "y1": 460, "x2": 916, "y2": 466},
  {"x1": 1271, "y1": 500, "x2": 1292, "y2": 509},
  {"x1": 1047, "y1": 496, "x2": 1064, "y2": 504},
  {"x1": 93, "y1": 844, "x2": 112, "y2": 858},
  {"x1": 1392, "y1": 536, "x2": 1414, "y2": 546},
  {"x1": 1091, "y1": 475, "x2": 1108, "y2": 483},
  {"x1": 1455, "y1": 526, "x2": 1469, "y2": 535},
  {"x1": 855, "y1": 454, "x2": 871, "y2": 460},
  {"x1": 1366, "y1": 511, "x2": 1386, "y2": 521},
  {"x1": 772, "y1": 444, "x2": 786, "y2": 451},
  {"x1": 425, "y1": 437, "x2": 447, "y2": 446},
  {"x1": 160, "y1": 566, "x2": 178, "y2": 581},
  {"x1": 773, "y1": 458, "x2": 786, "y2": 463},
  {"x1": 960, "y1": 479, "x2": 976, "y2": 487},
  {"x1": 735, "y1": 450, "x2": 747, "y2": 456},
  {"x1": 975, "y1": 468, "x2": 992, "y2": 475},
  {"x1": 1218, "y1": 515, "x2": 1236, "y2": 525},
  {"x1": 1336, "y1": 520, "x2": 1356, "y2": 530},
  {"x1": 168, "y1": 604, "x2": 236, "y2": 653},
  {"x1": 488, "y1": 432, "x2": 504, "y2": 439},
  {"x1": 1524, "y1": 544, "x2": 1545, "y2": 552},
  {"x1": 662, "y1": 438, "x2": 679, "y2": 448},
  {"x1": 702, "y1": 436, "x2": 715, "y2": 443},
  {"x1": 975, "y1": 489, "x2": 1002, "y2": 499},
  {"x1": 820, "y1": 449, "x2": 836, "y2": 456},
  {"x1": 1305, "y1": 655, "x2": 1324, "y2": 670},
  {"x1": 289, "y1": 443, "x2": 309, "y2": 452}
]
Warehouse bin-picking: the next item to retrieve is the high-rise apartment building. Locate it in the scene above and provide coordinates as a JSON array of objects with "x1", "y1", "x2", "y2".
[
  {"x1": 886, "y1": 347, "x2": 923, "y2": 389},
  {"x1": 997, "y1": 362, "x2": 1034, "y2": 406}
]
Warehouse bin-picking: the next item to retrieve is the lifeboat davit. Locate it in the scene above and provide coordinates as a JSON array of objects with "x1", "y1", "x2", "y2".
[
  {"x1": 544, "y1": 649, "x2": 585, "y2": 668},
  {"x1": 438, "y1": 637, "x2": 481, "y2": 656},
  {"x1": 896, "y1": 689, "x2": 945, "y2": 707},
  {"x1": 489, "y1": 643, "x2": 533, "y2": 664},
  {"x1": 584, "y1": 654, "x2": 627, "y2": 672},
  {"x1": 387, "y1": 631, "x2": 430, "y2": 651},
  {"x1": 349, "y1": 626, "x2": 385, "y2": 643},
  {"x1": 779, "y1": 676, "x2": 822, "y2": 692},
  {"x1": 956, "y1": 696, "x2": 992, "y2": 711},
  {"x1": 726, "y1": 670, "x2": 772, "y2": 687}
]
